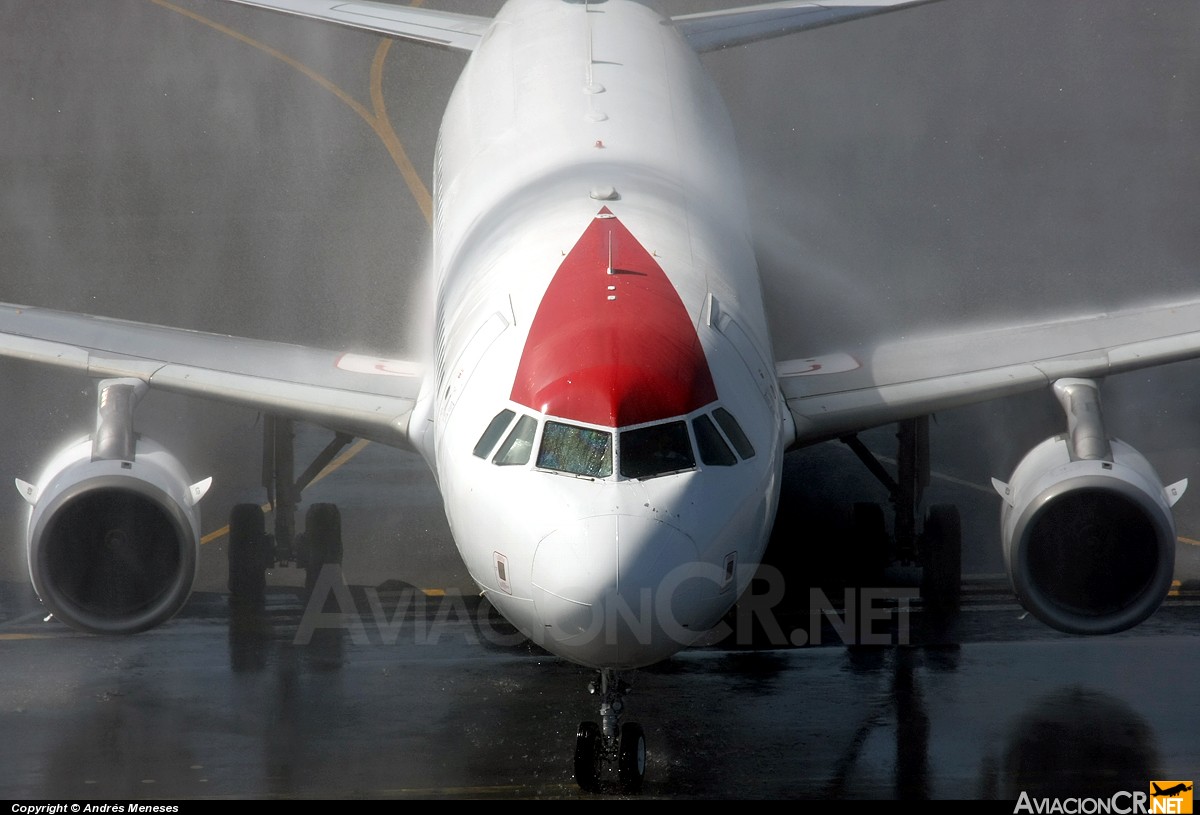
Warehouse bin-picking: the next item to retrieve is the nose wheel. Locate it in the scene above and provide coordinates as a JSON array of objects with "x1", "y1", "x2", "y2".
[
  {"x1": 574, "y1": 721, "x2": 601, "y2": 792},
  {"x1": 574, "y1": 669, "x2": 645, "y2": 793},
  {"x1": 617, "y1": 721, "x2": 646, "y2": 791}
]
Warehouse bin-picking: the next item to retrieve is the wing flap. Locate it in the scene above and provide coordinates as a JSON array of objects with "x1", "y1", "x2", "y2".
[
  {"x1": 220, "y1": 0, "x2": 492, "y2": 51},
  {"x1": 779, "y1": 298, "x2": 1200, "y2": 446},
  {"x1": 0, "y1": 303, "x2": 424, "y2": 448},
  {"x1": 671, "y1": 0, "x2": 941, "y2": 53}
]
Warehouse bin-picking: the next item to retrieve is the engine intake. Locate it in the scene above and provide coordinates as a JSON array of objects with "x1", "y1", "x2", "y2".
[
  {"x1": 20, "y1": 436, "x2": 211, "y2": 634},
  {"x1": 994, "y1": 436, "x2": 1183, "y2": 635}
]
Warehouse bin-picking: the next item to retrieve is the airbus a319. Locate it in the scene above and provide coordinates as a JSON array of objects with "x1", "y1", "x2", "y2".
[{"x1": 3, "y1": 0, "x2": 1197, "y2": 792}]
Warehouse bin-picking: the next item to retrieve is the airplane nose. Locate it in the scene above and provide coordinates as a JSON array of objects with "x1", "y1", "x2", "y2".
[{"x1": 531, "y1": 514, "x2": 712, "y2": 668}]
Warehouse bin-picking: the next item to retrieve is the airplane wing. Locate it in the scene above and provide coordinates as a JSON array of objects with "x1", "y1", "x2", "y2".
[
  {"x1": 218, "y1": 0, "x2": 492, "y2": 51},
  {"x1": 223, "y1": 0, "x2": 940, "y2": 54},
  {"x1": 0, "y1": 303, "x2": 424, "y2": 449},
  {"x1": 671, "y1": 0, "x2": 942, "y2": 53},
  {"x1": 779, "y1": 297, "x2": 1200, "y2": 447}
]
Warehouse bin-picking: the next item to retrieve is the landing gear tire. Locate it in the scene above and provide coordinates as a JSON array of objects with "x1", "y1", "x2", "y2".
[
  {"x1": 574, "y1": 721, "x2": 601, "y2": 792},
  {"x1": 228, "y1": 503, "x2": 268, "y2": 603},
  {"x1": 921, "y1": 504, "x2": 962, "y2": 613},
  {"x1": 617, "y1": 721, "x2": 646, "y2": 793},
  {"x1": 304, "y1": 503, "x2": 344, "y2": 596}
]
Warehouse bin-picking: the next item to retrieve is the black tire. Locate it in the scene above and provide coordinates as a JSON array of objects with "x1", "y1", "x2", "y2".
[
  {"x1": 304, "y1": 503, "x2": 343, "y2": 595},
  {"x1": 228, "y1": 503, "x2": 268, "y2": 603},
  {"x1": 574, "y1": 721, "x2": 601, "y2": 792},
  {"x1": 921, "y1": 504, "x2": 962, "y2": 613},
  {"x1": 617, "y1": 721, "x2": 646, "y2": 794}
]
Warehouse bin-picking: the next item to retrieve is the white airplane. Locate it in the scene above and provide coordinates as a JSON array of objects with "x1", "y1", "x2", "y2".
[{"x1": 2, "y1": 0, "x2": 1197, "y2": 793}]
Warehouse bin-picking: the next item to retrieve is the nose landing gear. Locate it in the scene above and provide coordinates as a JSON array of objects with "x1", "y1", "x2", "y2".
[{"x1": 574, "y1": 668, "x2": 645, "y2": 794}]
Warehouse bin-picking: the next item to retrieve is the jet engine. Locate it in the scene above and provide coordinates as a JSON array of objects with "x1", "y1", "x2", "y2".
[
  {"x1": 17, "y1": 380, "x2": 211, "y2": 635},
  {"x1": 993, "y1": 380, "x2": 1185, "y2": 635}
]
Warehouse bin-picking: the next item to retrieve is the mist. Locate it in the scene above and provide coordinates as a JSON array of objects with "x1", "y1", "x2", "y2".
[{"x1": 693, "y1": 0, "x2": 1200, "y2": 482}]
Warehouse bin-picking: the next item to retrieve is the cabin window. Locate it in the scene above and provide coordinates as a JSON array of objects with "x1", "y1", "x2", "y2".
[
  {"x1": 620, "y1": 421, "x2": 695, "y2": 479},
  {"x1": 713, "y1": 408, "x2": 755, "y2": 459},
  {"x1": 537, "y1": 421, "x2": 612, "y2": 478},
  {"x1": 473, "y1": 409, "x2": 516, "y2": 458},
  {"x1": 692, "y1": 414, "x2": 736, "y2": 466},
  {"x1": 493, "y1": 414, "x2": 538, "y2": 466}
]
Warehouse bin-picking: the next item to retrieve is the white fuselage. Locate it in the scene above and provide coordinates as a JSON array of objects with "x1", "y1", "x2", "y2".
[{"x1": 415, "y1": 0, "x2": 787, "y2": 669}]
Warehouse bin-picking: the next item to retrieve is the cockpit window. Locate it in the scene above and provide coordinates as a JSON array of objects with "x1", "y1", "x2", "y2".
[
  {"x1": 620, "y1": 421, "x2": 695, "y2": 478},
  {"x1": 692, "y1": 414, "x2": 736, "y2": 466},
  {"x1": 486, "y1": 408, "x2": 746, "y2": 477},
  {"x1": 537, "y1": 421, "x2": 613, "y2": 478},
  {"x1": 713, "y1": 407, "x2": 755, "y2": 459},
  {"x1": 473, "y1": 409, "x2": 516, "y2": 458},
  {"x1": 493, "y1": 414, "x2": 538, "y2": 466}
]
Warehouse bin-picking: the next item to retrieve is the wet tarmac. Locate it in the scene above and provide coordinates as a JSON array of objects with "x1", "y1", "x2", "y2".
[
  {"x1": 1, "y1": 571, "x2": 1198, "y2": 799},
  {"x1": 1, "y1": 0, "x2": 1200, "y2": 802}
]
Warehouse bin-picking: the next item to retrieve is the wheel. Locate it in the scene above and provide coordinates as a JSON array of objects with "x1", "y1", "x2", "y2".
[
  {"x1": 228, "y1": 503, "x2": 268, "y2": 602},
  {"x1": 304, "y1": 503, "x2": 344, "y2": 595},
  {"x1": 617, "y1": 721, "x2": 646, "y2": 793},
  {"x1": 574, "y1": 721, "x2": 601, "y2": 792},
  {"x1": 921, "y1": 504, "x2": 962, "y2": 613}
]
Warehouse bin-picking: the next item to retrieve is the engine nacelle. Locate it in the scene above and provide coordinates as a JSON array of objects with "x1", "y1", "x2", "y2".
[
  {"x1": 995, "y1": 436, "x2": 1183, "y2": 635},
  {"x1": 20, "y1": 436, "x2": 211, "y2": 635}
]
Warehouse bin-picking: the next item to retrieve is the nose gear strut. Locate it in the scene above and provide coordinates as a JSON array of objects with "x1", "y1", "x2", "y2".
[{"x1": 574, "y1": 668, "x2": 646, "y2": 793}]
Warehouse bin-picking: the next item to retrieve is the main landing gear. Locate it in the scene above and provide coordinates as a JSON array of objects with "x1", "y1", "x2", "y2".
[
  {"x1": 840, "y1": 416, "x2": 962, "y2": 614},
  {"x1": 226, "y1": 415, "x2": 352, "y2": 602},
  {"x1": 574, "y1": 669, "x2": 645, "y2": 794}
]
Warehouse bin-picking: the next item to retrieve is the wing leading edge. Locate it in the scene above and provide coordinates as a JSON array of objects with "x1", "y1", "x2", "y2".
[
  {"x1": 671, "y1": 0, "x2": 943, "y2": 52},
  {"x1": 0, "y1": 304, "x2": 424, "y2": 449},
  {"x1": 778, "y1": 297, "x2": 1200, "y2": 447},
  {"x1": 218, "y1": 0, "x2": 492, "y2": 50},
  {"x1": 218, "y1": 1, "x2": 941, "y2": 54}
]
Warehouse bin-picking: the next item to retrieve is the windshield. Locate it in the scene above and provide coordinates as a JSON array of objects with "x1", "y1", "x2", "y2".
[
  {"x1": 619, "y1": 421, "x2": 695, "y2": 478},
  {"x1": 477, "y1": 406, "x2": 752, "y2": 479},
  {"x1": 537, "y1": 421, "x2": 613, "y2": 478}
]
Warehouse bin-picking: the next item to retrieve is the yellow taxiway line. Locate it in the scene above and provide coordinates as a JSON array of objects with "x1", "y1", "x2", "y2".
[{"x1": 144, "y1": 0, "x2": 434, "y2": 545}]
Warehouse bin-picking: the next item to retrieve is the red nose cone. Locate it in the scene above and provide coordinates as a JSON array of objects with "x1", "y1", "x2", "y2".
[{"x1": 510, "y1": 209, "x2": 717, "y2": 427}]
